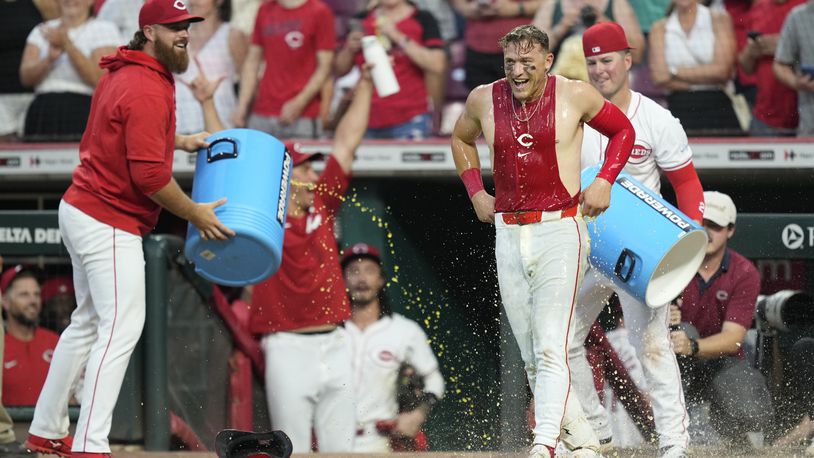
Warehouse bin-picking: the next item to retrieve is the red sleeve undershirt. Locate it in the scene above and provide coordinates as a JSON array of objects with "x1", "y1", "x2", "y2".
[
  {"x1": 586, "y1": 100, "x2": 635, "y2": 183},
  {"x1": 664, "y1": 163, "x2": 705, "y2": 223}
]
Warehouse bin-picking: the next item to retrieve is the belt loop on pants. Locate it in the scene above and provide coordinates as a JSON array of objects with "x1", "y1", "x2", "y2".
[{"x1": 500, "y1": 202, "x2": 579, "y2": 225}]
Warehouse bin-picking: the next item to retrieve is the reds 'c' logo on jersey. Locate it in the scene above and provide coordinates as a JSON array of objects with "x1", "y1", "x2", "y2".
[{"x1": 629, "y1": 140, "x2": 653, "y2": 165}]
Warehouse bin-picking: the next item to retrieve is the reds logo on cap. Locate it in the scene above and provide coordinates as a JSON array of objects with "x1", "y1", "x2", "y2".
[{"x1": 138, "y1": 0, "x2": 205, "y2": 29}]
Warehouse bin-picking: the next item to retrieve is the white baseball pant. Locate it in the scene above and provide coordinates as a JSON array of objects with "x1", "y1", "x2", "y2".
[
  {"x1": 352, "y1": 422, "x2": 390, "y2": 452},
  {"x1": 30, "y1": 200, "x2": 146, "y2": 453},
  {"x1": 495, "y1": 213, "x2": 595, "y2": 449},
  {"x1": 568, "y1": 267, "x2": 690, "y2": 449},
  {"x1": 260, "y1": 329, "x2": 355, "y2": 453}
]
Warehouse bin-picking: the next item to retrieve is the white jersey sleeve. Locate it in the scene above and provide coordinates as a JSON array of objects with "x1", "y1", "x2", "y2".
[
  {"x1": 402, "y1": 317, "x2": 445, "y2": 399},
  {"x1": 581, "y1": 91, "x2": 694, "y2": 195}
]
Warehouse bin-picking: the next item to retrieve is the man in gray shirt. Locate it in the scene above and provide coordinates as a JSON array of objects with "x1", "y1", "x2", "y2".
[{"x1": 774, "y1": 0, "x2": 814, "y2": 136}]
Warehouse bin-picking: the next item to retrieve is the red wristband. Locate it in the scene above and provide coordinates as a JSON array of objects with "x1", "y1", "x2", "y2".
[{"x1": 460, "y1": 168, "x2": 484, "y2": 198}]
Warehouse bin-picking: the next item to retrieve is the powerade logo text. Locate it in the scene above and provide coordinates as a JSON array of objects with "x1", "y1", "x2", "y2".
[
  {"x1": 277, "y1": 153, "x2": 292, "y2": 225},
  {"x1": 617, "y1": 177, "x2": 692, "y2": 231}
]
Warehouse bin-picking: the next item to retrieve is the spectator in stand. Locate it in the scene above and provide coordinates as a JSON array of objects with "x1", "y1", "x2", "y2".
[
  {"x1": 1, "y1": 266, "x2": 60, "y2": 407},
  {"x1": 230, "y1": 0, "x2": 263, "y2": 39},
  {"x1": 0, "y1": 259, "x2": 35, "y2": 457},
  {"x1": 669, "y1": 191, "x2": 771, "y2": 452},
  {"x1": 533, "y1": 0, "x2": 645, "y2": 64},
  {"x1": 248, "y1": 67, "x2": 372, "y2": 453},
  {"x1": 0, "y1": 0, "x2": 59, "y2": 142},
  {"x1": 451, "y1": 0, "x2": 541, "y2": 90},
  {"x1": 233, "y1": 0, "x2": 335, "y2": 139},
  {"x1": 628, "y1": 0, "x2": 670, "y2": 35},
  {"x1": 738, "y1": 0, "x2": 804, "y2": 137},
  {"x1": 773, "y1": 0, "x2": 814, "y2": 137},
  {"x1": 334, "y1": 0, "x2": 446, "y2": 139},
  {"x1": 97, "y1": 0, "x2": 145, "y2": 41},
  {"x1": 649, "y1": 0, "x2": 744, "y2": 136},
  {"x1": 175, "y1": 0, "x2": 246, "y2": 135},
  {"x1": 40, "y1": 276, "x2": 76, "y2": 334},
  {"x1": 19, "y1": 0, "x2": 121, "y2": 141},
  {"x1": 718, "y1": 0, "x2": 757, "y2": 106},
  {"x1": 340, "y1": 243, "x2": 445, "y2": 453}
]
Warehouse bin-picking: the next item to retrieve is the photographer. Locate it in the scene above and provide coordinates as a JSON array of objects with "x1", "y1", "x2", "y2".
[
  {"x1": 755, "y1": 291, "x2": 814, "y2": 452},
  {"x1": 669, "y1": 191, "x2": 771, "y2": 451}
]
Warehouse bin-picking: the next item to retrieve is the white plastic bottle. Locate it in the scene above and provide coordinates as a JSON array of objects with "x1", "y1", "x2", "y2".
[{"x1": 361, "y1": 35, "x2": 400, "y2": 97}]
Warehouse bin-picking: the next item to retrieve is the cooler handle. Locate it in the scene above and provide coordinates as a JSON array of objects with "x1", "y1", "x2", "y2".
[
  {"x1": 206, "y1": 138, "x2": 238, "y2": 163},
  {"x1": 614, "y1": 249, "x2": 636, "y2": 283}
]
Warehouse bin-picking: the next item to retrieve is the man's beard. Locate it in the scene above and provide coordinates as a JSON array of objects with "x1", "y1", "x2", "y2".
[
  {"x1": 350, "y1": 291, "x2": 378, "y2": 308},
  {"x1": 11, "y1": 307, "x2": 38, "y2": 329},
  {"x1": 154, "y1": 36, "x2": 189, "y2": 74}
]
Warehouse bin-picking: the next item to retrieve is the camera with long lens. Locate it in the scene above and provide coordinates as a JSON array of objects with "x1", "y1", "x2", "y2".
[
  {"x1": 754, "y1": 290, "x2": 813, "y2": 373},
  {"x1": 755, "y1": 290, "x2": 814, "y2": 333},
  {"x1": 580, "y1": 5, "x2": 598, "y2": 29}
]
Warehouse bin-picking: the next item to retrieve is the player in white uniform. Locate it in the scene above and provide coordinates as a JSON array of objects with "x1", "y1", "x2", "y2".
[
  {"x1": 572, "y1": 22, "x2": 705, "y2": 458},
  {"x1": 340, "y1": 243, "x2": 445, "y2": 453}
]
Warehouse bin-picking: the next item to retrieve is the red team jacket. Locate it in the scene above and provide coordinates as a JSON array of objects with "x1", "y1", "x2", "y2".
[{"x1": 63, "y1": 46, "x2": 177, "y2": 236}]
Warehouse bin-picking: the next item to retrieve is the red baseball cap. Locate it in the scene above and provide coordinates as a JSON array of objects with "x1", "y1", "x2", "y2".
[
  {"x1": 41, "y1": 276, "x2": 75, "y2": 303},
  {"x1": 1, "y1": 265, "x2": 39, "y2": 293},
  {"x1": 341, "y1": 243, "x2": 382, "y2": 268},
  {"x1": 139, "y1": 0, "x2": 204, "y2": 29},
  {"x1": 582, "y1": 21, "x2": 634, "y2": 58},
  {"x1": 286, "y1": 142, "x2": 324, "y2": 167}
]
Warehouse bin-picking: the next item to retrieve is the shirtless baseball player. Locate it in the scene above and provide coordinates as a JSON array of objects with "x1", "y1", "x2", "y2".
[
  {"x1": 569, "y1": 22, "x2": 704, "y2": 458},
  {"x1": 450, "y1": 24, "x2": 634, "y2": 458},
  {"x1": 24, "y1": 1, "x2": 233, "y2": 456}
]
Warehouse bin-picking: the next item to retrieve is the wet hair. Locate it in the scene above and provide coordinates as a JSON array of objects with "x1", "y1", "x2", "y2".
[
  {"x1": 499, "y1": 25, "x2": 550, "y2": 54},
  {"x1": 128, "y1": 30, "x2": 149, "y2": 51}
]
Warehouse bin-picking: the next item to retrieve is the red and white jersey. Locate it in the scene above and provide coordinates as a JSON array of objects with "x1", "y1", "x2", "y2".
[
  {"x1": 250, "y1": 156, "x2": 351, "y2": 334},
  {"x1": 581, "y1": 91, "x2": 693, "y2": 194},
  {"x1": 344, "y1": 314, "x2": 445, "y2": 425}
]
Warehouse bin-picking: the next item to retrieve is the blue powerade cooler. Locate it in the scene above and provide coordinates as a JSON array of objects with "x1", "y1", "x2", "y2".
[
  {"x1": 581, "y1": 166, "x2": 707, "y2": 307},
  {"x1": 184, "y1": 129, "x2": 292, "y2": 286}
]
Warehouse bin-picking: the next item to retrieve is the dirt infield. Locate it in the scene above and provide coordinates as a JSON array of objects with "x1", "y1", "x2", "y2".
[{"x1": 89, "y1": 446, "x2": 811, "y2": 458}]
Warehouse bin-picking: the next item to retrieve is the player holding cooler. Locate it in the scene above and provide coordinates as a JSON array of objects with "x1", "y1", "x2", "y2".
[{"x1": 568, "y1": 21, "x2": 705, "y2": 458}]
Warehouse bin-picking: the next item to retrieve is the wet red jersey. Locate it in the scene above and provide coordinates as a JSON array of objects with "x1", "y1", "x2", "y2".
[{"x1": 491, "y1": 77, "x2": 580, "y2": 213}]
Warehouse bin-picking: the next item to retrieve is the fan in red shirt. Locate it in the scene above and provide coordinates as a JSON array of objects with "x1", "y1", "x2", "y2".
[
  {"x1": 737, "y1": 0, "x2": 804, "y2": 136},
  {"x1": 249, "y1": 66, "x2": 373, "y2": 454},
  {"x1": 24, "y1": 1, "x2": 234, "y2": 457},
  {"x1": 335, "y1": 0, "x2": 446, "y2": 139},
  {"x1": 233, "y1": 0, "x2": 336, "y2": 139},
  {"x1": 1, "y1": 267, "x2": 60, "y2": 407}
]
